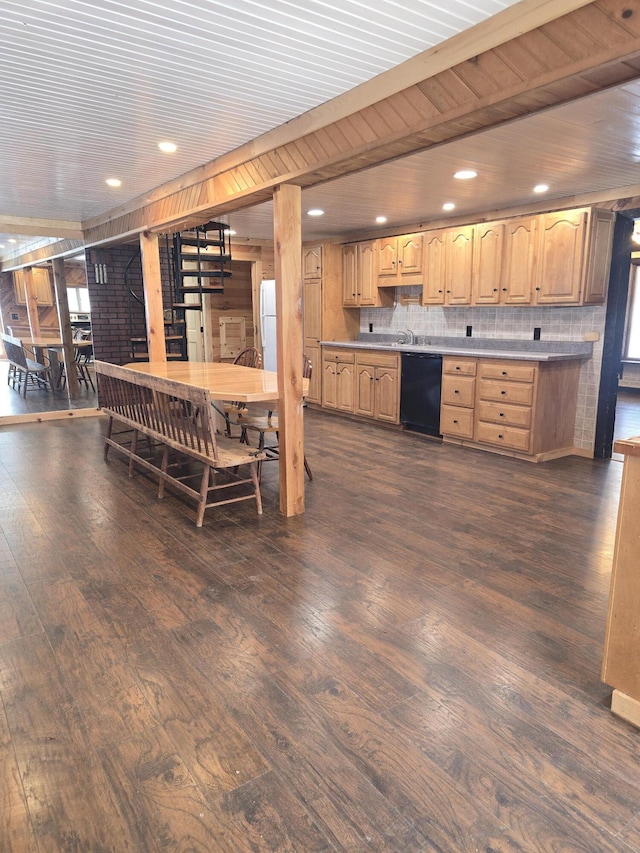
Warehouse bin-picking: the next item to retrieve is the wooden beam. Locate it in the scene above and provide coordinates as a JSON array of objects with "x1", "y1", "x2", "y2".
[
  {"x1": 51, "y1": 258, "x2": 79, "y2": 397},
  {"x1": 23, "y1": 268, "x2": 41, "y2": 339},
  {"x1": 273, "y1": 184, "x2": 304, "y2": 517},
  {"x1": 0, "y1": 216, "x2": 83, "y2": 239},
  {"x1": 139, "y1": 232, "x2": 167, "y2": 363}
]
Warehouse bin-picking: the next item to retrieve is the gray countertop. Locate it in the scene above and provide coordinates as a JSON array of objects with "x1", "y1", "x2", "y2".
[{"x1": 320, "y1": 336, "x2": 593, "y2": 362}]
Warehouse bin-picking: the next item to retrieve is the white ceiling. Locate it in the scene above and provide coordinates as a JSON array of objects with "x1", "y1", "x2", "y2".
[{"x1": 3, "y1": 0, "x2": 640, "y2": 261}]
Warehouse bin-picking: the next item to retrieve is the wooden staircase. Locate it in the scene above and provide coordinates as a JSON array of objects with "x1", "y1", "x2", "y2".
[{"x1": 127, "y1": 222, "x2": 232, "y2": 360}]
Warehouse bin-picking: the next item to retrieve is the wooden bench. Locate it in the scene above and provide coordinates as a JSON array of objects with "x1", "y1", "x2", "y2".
[
  {"x1": 95, "y1": 360, "x2": 265, "y2": 526},
  {"x1": 1, "y1": 332, "x2": 51, "y2": 396}
]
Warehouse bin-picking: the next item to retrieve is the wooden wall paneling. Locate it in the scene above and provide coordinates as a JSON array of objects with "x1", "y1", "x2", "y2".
[{"x1": 273, "y1": 184, "x2": 304, "y2": 517}]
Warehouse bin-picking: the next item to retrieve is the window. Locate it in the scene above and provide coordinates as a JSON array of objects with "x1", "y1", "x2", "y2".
[{"x1": 66, "y1": 287, "x2": 90, "y2": 313}]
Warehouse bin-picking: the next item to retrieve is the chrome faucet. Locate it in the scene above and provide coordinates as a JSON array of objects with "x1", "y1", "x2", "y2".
[
  {"x1": 406, "y1": 329, "x2": 415, "y2": 345},
  {"x1": 396, "y1": 329, "x2": 415, "y2": 345}
]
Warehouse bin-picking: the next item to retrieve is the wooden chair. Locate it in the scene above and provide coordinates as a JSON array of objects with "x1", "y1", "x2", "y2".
[
  {"x1": 224, "y1": 347, "x2": 262, "y2": 436},
  {"x1": 237, "y1": 355, "x2": 313, "y2": 481},
  {"x1": 1, "y1": 333, "x2": 51, "y2": 396}
]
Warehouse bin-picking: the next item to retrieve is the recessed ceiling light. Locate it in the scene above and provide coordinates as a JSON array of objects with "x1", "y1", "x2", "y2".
[
  {"x1": 375, "y1": 216, "x2": 387, "y2": 224},
  {"x1": 8, "y1": 238, "x2": 17, "y2": 244},
  {"x1": 453, "y1": 169, "x2": 477, "y2": 180},
  {"x1": 307, "y1": 209, "x2": 324, "y2": 217},
  {"x1": 158, "y1": 141, "x2": 177, "y2": 153},
  {"x1": 106, "y1": 178, "x2": 122, "y2": 187},
  {"x1": 534, "y1": 183, "x2": 549, "y2": 193},
  {"x1": 225, "y1": 228, "x2": 237, "y2": 236},
  {"x1": 0, "y1": 244, "x2": 5, "y2": 249},
  {"x1": 443, "y1": 202, "x2": 456, "y2": 211}
]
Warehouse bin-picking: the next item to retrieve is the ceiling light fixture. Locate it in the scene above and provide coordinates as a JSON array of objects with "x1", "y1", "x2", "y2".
[
  {"x1": 225, "y1": 228, "x2": 237, "y2": 236},
  {"x1": 0, "y1": 244, "x2": 5, "y2": 249},
  {"x1": 158, "y1": 141, "x2": 178, "y2": 153},
  {"x1": 8, "y1": 238, "x2": 17, "y2": 244},
  {"x1": 443, "y1": 202, "x2": 456, "y2": 211},
  {"x1": 375, "y1": 216, "x2": 387, "y2": 224},
  {"x1": 534, "y1": 183, "x2": 549, "y2": 193},
  {"x1": 307, "y1": 208, "x2": 324, "y2": 217},
  {"x1": 453, "y1": 169, "x2": 477, "y2": 180},
  {"x1": 106, "y1": 178, "x2": 122, "y2": 187}
]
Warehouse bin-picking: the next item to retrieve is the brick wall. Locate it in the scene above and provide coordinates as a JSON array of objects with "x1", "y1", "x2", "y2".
[{"x1": 86, "y1": 243, "x2": 172, "y2": 364}]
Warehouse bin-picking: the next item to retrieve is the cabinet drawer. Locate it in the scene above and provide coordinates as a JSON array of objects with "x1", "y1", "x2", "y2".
[
  {"x1": 478, "y1": 361, "x2": 535, "y2": 382},
  {"x1": 356, "y1": 350, "x2": 399, "y2": 368},
  {"x1": 477, "y1": 400, "x2": 532, "y2": 429},
  {"x1": 443, "y1": 357, "x2": 477, "y2": 376},
  {"x1": 441, "y1": 375, "x2": 476, "y2": 407},
  {"x1": 476, "y1": 421, "x2": 531, "y2": 452},
  {"x1": 441, "y1": 405, "x2": 474, "y2": 438},
  {"x1": 323, "y1": 350, "x2": 355, "y2": 364},
  {"x1": 478, "y1": 379, "x2": 534, "y2": 406}
]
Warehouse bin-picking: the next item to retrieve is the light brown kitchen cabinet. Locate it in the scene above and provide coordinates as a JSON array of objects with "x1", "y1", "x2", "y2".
[
  {"x1": 355, "y1": 351, "x2": 400, "y2": 423},
  {"x1": 303, "y1": 245, "x2": 322, "y2": 280},
  {"x1": 533, "y1": 209, "x2": 587, "y2": 305},
  {"x1": 472, "y1": 221, "x2": 505, "y2": 305},
  {"x1": 421, "y1": 226, "x2": 473, "y2": 305},
  {"x1": 13, "y1": 266, "x2": 53, "y2": 306},
  {"x1": 583, "y1": 208, "x2": 615, "y2": 304},
  {"x1": 501, "y1": 216, "x2": 536, "y2": 305},
  {"x1": 322, "y1": 349, "x2": 355, "y2": 412},
  {"x1": 323, "y1": 347, "x2": 400, "y2": 423},
  {"x1": 342, "y1": 241, "x2": 380, "y2": 307},
  {"x1": 440, "y1": 358, "x2": 477, "y2": 439},
  {"x1": 377, "y1": 233, "x2": 423, "y2": 286},
  {"x1": 303, "y1": 277, "x2": 322, "y2": 403}
]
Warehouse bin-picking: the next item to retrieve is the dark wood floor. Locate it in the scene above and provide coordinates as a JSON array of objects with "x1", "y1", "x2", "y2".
[
  {"x1": 0, "y1": 359, "x2": 97, "y2": 417},
  {"x1": 1, "y1": 409, "x2": 639, "y2": 851}
]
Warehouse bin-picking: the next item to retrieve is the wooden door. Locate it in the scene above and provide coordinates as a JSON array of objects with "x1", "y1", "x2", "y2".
[
  {"x1": 473, "y1": 222, "x2": 503, "y2": 304},
  {"x1": 355, "y1": 363, "x2": 375, "y2": 417},
  {"x1": 342, "y1": 245, "x2": 358, "y2": 306},
  {"x1": 375, "y1": 366, "x2": 400, "y2": 422},
  {"x1": 446, "y1": 226, "x2": 474, "y2": 305},
  {"x1": 534, "y1": 209, "x2": 587, "y2": 305},
  {"x1": 502, "y1": 217, "x2": 536, "y2": 304},
  {"x1": 303, "y1": 277, "x2": 322, "y2": 403},
  {"x1": 303, "y1": 245, "x2": 322, "y2": 279},
  {"x1": 358, "y1": 241, "x2": 377, "y2": 306},
  {"x1": 422, "y1": 230, "x2": 446, "y2": 304}
]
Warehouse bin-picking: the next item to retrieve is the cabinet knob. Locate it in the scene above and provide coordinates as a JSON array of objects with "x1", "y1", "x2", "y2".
[
  {"x1": 455, "y1": 366, "x2": 461, "y2": 370},
  {"x1": 494, "y1": 288, "x2": 499, "y2": 292},
  {"x1": 453, "y1": 419, "x2": 458, "y2": 424},
  {"x1": 501, "y1": 371, "x2": 507, "y2": 375},
  {"x1": 438, "y1": 289, "x2": 443, "y2": 293},
  {"x1": 446, "y1": 290, "x2": 451, "y2": 294},
  {"x1": 499, "y1": 412, "x2": 505, "y2": 417},
  {"x1": 454, "y1": 389, "x2": 459, "y2": 394},
  {"x1": 498, "y1": 434, "x2": 504, "y2": 439},
  {"x1": 501, "y1": 390, "x2": 506, "y2": 395},
  {"x1": 535, "y1": 286, "x2": 541, "y2": 291},
  {"x1": 502, "y1": 288, "x2": 507, "y2": 292}
]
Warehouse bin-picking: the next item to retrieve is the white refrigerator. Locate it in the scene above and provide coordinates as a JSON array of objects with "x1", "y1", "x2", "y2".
[{"x1": 260, "y1": 279, "x2": 277, "y2": 372}]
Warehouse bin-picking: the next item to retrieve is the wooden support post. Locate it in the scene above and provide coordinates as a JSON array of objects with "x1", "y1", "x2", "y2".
[
  {"x1": 273, "y1": 183, "x2": 304, "y2": 517},
  {"x1": 140, "y1": 231, "x2": 167, "y2": 363},
  {"x1": 23, "y1": 267, "x2": 42, "y2": 339},
  {"x1": 51, "y1": 258, "x2": 79, "y2": 396}
]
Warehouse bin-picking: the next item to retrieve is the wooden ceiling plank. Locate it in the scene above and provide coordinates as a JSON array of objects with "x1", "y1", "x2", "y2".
[
  {"x1": 472, "y1": 50, "x2": 527, "y2": 88},
  {"x1": 541, "y1": 18, "x2": 610, "y2": 62},
  {"x1": 597, "y1": 0, "x2": 640, "y2": 38},
  {"x1": 571, "y1": 3, "x2": 637, "y2": 46},
  {"x1": 453, "y1": 59, "x2": 504, "y2": 98},
  {"x1": 397, "y1": 86, "x2": 442, "y2": 122}
]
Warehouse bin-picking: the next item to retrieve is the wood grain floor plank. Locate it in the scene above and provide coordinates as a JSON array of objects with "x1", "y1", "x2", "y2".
[{"x1": 0, "y1": 698, "x2": 33, "y2": 852}]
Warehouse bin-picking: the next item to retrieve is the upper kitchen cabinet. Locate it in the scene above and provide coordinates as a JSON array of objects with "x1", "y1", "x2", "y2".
[
  {"x1": 13, "y1": 267, "x2": 53, "y2": 306},
  {"x1": 342, "y1": 241, "x2": 384, "y2": 307},
  {"x1": 473, "y1": 221, "x2": 505, "y2": 305},
  {"x1": 303, "y1": 245, "x2": 322, "y2": 280},
  {"x1": 501, "y1": 217, "x2": 537, "y2": 305},
  {"x1": 421, "y1": 225, "x2": 473, "y2": 305},
  {"x1": 376, "y1": 232, "x2": 423, "y2": 286},
  {"x1": 533, "y1": 207, "x2": 615, "y2": 306}
]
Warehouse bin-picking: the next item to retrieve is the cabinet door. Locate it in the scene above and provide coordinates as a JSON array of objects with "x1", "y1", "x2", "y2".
[
  {"x1": 322, "y1": 361, "x2": 337, "y2": 409},
  {"x1": 473, "y1": 222, "x2": 503, "y2": 305},
  {"x1": 303, "y1": 245, "x2": 322, "y2": 280},
  {"x1": 358, "y1": 241, "x2": 377, "y2": 306},
  {"x1": 502, "y1": 217, "x2": 536, "y2": 304},
  {"x1": 375, "y1": 366, "x2": 400, "y2": 423},
  {"x1": 583, "y1": 209, "x2": 615, "y2": 304},
  {"x1": 304, "y1": 343, "x2": 321, "y2": 404},
  {"x1": 336, "y1": 363, "x2": 355, "y2": 412},
  {"x1": 13, "y1": 271, "x2": 26, "y2": 305},
  {"x1": 355, "y1": 363, "x2": 375, "y2": 417},
  {"x1": 534, "y1": 209, "x2": 587, "y2": 305},
  {"x1": 398, "y1": 233, "x2": 423, "y2": 276},
  {"x1": 377, "y1": 237, "x2": 397, "y2": 278},
  {"x1": 342, "y1": 245, "x2": 358, "y2": 306},
  {"x1": 303, "y1": 277, "x2": 322, "y2": 341},
  {"x1": 446, "y1": 226, "x2": 473, "y2": 305},
  {"x1": 422, "y1": 229, "x2": 446, "y2": 304},
  {"x1": 32, "y1": 267, "x2": 53, "y2": 305}
]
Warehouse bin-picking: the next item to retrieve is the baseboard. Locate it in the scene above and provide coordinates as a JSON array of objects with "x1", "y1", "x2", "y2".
[
  {"x1": 611, "y1": 690, "x2": 640, "y2": 729},
  {"x1": 0, "y1": 407, "x2": 103, "y2": 426}
]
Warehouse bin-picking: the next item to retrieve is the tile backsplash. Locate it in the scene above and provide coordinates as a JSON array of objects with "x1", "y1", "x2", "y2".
[{"x1": 360, "y1": 289, "x2": 607, "y2": 452}]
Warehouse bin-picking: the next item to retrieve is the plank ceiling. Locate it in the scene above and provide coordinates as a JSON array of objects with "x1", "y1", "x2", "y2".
[{"x1": 4, "y1": 0, "x2": 640, "y2": 261}]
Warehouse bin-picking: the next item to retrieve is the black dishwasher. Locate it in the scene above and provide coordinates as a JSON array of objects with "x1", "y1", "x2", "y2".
[{"x1": 400, "y1": 352, "x2": 442, "y2": 436}]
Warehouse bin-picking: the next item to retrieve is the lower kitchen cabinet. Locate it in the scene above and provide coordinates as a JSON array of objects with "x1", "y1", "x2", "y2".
[
  {"x1": 440, "y1": 355, "x2": 582, "y2": 461},
  {"x1": 323, "y1": 347, "x2": 400, "y2": 424}
]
